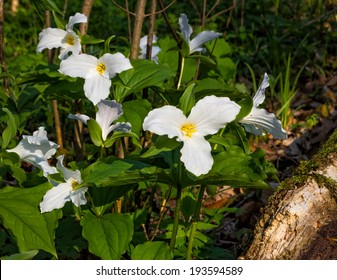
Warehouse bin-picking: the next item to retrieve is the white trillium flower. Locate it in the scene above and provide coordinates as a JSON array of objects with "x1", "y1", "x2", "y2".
[
  {"x1": 68, "y1": 99, "x2": 131, "y2": 141},
  {"x1": 240, "y1": 73, "x2": 287, "y2": 139},
  {"x1": 59, "y1": 53, "x2": 133, "y2": 105},
  {"x1": 139, "y1": 35, "x2": 161, "y2": 63},
  {"x1": 36, "y1": 13, "x2": 87, "y2": 60},
  {"x1": 143, "y1": 95, "x2": 241, "y2": 176},
  {"x1": 40, "y1": 155, "x2": 87, "y2": 213},
  {"x1": 179, "y1": 13, "x2": 221, "y2": 54},
  {"x1": 7, "y1": 127, "x2": 59, "y2": 176}
]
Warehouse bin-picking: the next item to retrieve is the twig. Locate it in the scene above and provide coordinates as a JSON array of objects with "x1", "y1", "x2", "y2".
[{"x1": 112, "y1": 0, "x2": 136, "y2": 16}]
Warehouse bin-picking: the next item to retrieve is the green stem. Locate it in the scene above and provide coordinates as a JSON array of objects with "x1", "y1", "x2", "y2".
[
  {"x1": 177, "y1": 56, "x2": 185, "y2": 91},
  {"x1": 170, "y1": 184, "x2": 182, "y2": 250},
  {"x1": 186, "y1": 222, "x2": 198, "y2": 260},
  {"x1": 186, "y1": 184, "x2": 206, "y2": 260}
]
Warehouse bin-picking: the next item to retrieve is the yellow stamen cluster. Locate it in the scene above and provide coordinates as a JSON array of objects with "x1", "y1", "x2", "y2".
[
  {"x1": 181, "y1": 123, "x2": 197, "y2": 138},
  {"x1": 71, "y1": 180, "x2": 80, "y2": 190},
  {"x1": 96, "y1": 63, "x2": 107, "y2": 75},
  {"x1": 65, "y1": 35, "x2": 75, "y2": 46}
]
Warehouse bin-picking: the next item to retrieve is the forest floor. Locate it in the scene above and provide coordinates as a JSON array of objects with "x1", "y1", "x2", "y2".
[{"x1": 206, "y1": 71, "x2": 337, "y2": 260}]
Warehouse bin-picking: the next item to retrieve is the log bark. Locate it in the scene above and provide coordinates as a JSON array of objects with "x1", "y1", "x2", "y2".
[{"x1": 241, "y1": 130, "x2": 337, "y2": 260}]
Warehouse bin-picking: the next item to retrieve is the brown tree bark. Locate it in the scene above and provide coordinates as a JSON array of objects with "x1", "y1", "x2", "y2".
[{"x1": 241, "y1": 130, "x2": 337, "y2": 260}]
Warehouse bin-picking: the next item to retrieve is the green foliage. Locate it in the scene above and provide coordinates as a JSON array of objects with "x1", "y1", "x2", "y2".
[
  {"x1": 81, "y1": 212, "x2": 133, "y2": 260},
  {"x1": 0, "y1": 0, "x2": 298, "y2": 260},
  {"x1": 0, "y1": 183, "x2": 58, "y2": 258}
]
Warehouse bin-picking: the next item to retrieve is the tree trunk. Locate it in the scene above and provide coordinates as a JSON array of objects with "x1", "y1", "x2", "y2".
[{"x1": 241, "y1": 130, "x2": 337, "y2": 260}]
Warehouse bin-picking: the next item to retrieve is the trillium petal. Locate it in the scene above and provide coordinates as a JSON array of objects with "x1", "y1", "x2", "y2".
[
  {"x1": 59, "y1": 53, "x2": 97, "y2": 78},
  {"x1": 110, "y1": 122, "x2": 132, "y2": 133},
  {"x1": 189, "y1": 31, "x2": 221, "y2": 54},
  {"x1": 56, "y1": 155, "x2": 82, "y2": 182},
  {"x1": 39, "y1": 182, "x2": 72, "y2": 213},
  {"x1": 96, "y1": 100, "x2": 123, "y2": 141},
  {"x1": 99, "y1": 53, "x2": 132, "y2": 79},
  {"x1": 180, "y1": 136, "x2": 213, "y2": 176},
  {"x1": 38, "y1": 161, "x2": 58, "y2": 177},
  {"x1": 188, "y1": 95, "x2": 241, "y2": 136},
  {"x1": 84, "y1": 75, "x2": 111, "y2": 105},
  {"x1": 179, "y1": 13, "x2": 193, "y2": 43},
  {"x1": 36, "y1": 28, "x2": 67, "y2": 53},
  {"x1": 70, "y1": 187, "x2": 88, "y2": 207},
  {"x1": 143, "y1": 106, "x2": 187, "y2": 140},
  {"x1": 7, "y1": 127, "x2": 59, "y2": 167},
  {"x1": 66, "y1": 13, "x2": 87, "y2": 31},
  {"x1": 241, "y1": 107, "x2": 287, "y2": 139},
  {"x1": 68, "y1": 113, "x2": 90, "y2": 125},
  {"x1": 253, "y1": 73, "x2": 269, "y2": 107}
]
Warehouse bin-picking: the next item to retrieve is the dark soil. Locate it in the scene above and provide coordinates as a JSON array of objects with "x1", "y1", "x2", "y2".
[{"x1": 300, "y1": 219, "x2": 337, "y2": 260}]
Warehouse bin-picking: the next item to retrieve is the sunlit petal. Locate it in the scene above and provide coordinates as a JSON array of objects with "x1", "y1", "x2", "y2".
[
  {"x1": 241, "y1": 107, "x2": 287, "y2": 139},
  {"x1": 83, "y1": 75, "x2": 111, "y2": 105},
  {"x1": 7, "y1": 127, "x2": 59, "y2": 172},
  {"x1": 189, "y1": 31, "x2": 221, "y2": 54},
  {"x1": 188, "y1": 95, "x2": 240, "y2": 136},
  {"x1": 143, "y1": 106, "x2": 187, "y2": 140},
  {"x1": 100, "y1": 53, "x2": 132, "y2": 79},
  {"x1": 36, "y1": 28, "x2": 67, "y2": 53},
  {"x1": 179, "y1": 13, "x2": 193, "y2": 43},
  {"x1": 56, "y1": 155, "x2": 82, "y2": 182},
  {"x1": 39, "y1": 182, "x2": 72, "y2": 213},
  {"x1": 38, "y1": 161, "x2": 58, "y2": 177},
  {"x1": 59, "y1": 53, "x2": 97, "y2": 78},
  {"x1": 96, "y1": 100, "x2": 123, "y2": 141},
  {"x1": 68, "y1": 113, "x2": 90, "y2": 125},
  {"x1": 70, "y1": 187, "x2": 88, "y2": 207},
  {"x1": 180, "y1": 136, "x2": 213, "y2": 176},
  {"x1": 66, "y1": 13, "x2": 87, "y2": 31},
  {"x1": 253, "y1": 73, "x2": 269, "y2": 106}
]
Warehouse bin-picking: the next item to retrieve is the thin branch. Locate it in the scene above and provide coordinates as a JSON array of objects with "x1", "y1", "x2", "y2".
[
  {"x1": 158, "y1": 0, "x2": 181, "y2": 45},
  {"x1": 111, "y1": 0, "x2": 135, "y2": 16},
  {"x1": 144, "y1": 0, "x2": 176, "y2": 17},
  {"x1": 125, "y1": 0, "x2": 132, "y2": 43},
  {"x1": 206, "y1": 0, "x2": 222, "y2": 18}
]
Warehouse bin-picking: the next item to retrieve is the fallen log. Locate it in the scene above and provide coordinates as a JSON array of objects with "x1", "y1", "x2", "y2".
[{"x1": 241, "y1": 130, "x2": 337, "y2": 259}]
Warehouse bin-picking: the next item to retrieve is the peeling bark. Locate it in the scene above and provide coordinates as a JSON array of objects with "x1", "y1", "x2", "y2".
[{"x1": 241, "y1": 131, "x2": 337, "y2": 260}]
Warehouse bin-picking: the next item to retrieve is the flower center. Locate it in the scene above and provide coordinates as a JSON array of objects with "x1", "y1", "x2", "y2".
[
  {"x1": 181, "y1": 123, "x2": 197, "y2": 138},
  {"x1": 71, "y1": 179, "x2": 80, "y2": 190},
  {"x1": 96, "y1": 63, "x2": 107, "y2": 75},
  {"x1": 65, "y1": 34, "x2": 75, "y2": 46}
]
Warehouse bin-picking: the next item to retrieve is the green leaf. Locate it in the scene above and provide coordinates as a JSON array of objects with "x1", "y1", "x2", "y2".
[
  {"x1": 119, "y1": 99, "x2": 152, "y2": 135},
  {"x1": 104, "y1": 131, "x2": 141, "y2": 149},
  {"x1": 87, "y1": 119, "x2": 103, "y2": 147},
  {"x1": 80, "y1": 34, "x2": 105, "y2": 45},
  {"x1": 179, "y1": 83, "x2": 195, "y2": 115},
  {"x1": 115, "y1": 60, "x2": 175, "y2": 101},
  {"x1": 81, "y1": 212, "x2": 133, "y2": 260},
  {"x1": 0, "y1": 183, "x2": 57, "y2": 257},
  {"x1": 103, "y1": 35, "x2": 117, "y2": 54},
  {"x1": 141, "y1": 135, "x2": 181, "y2": 158},
  {"x1": 0, "y1": 250, "x2": 39, "y2": 260},
  {"x1": 2, "y1": 108, "x2": 17, "y2": 149},
  {"x1": 83, "y1": 159, "x2": 175, "y2": 187},
  {"x1": 131, "y1": 241, "x2": 173, "y2": 260}
]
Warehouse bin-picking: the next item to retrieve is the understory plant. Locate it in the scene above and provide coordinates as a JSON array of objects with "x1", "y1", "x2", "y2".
[{"x1": 0, "y1": 2, "x2": 286, "y2": 260}]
